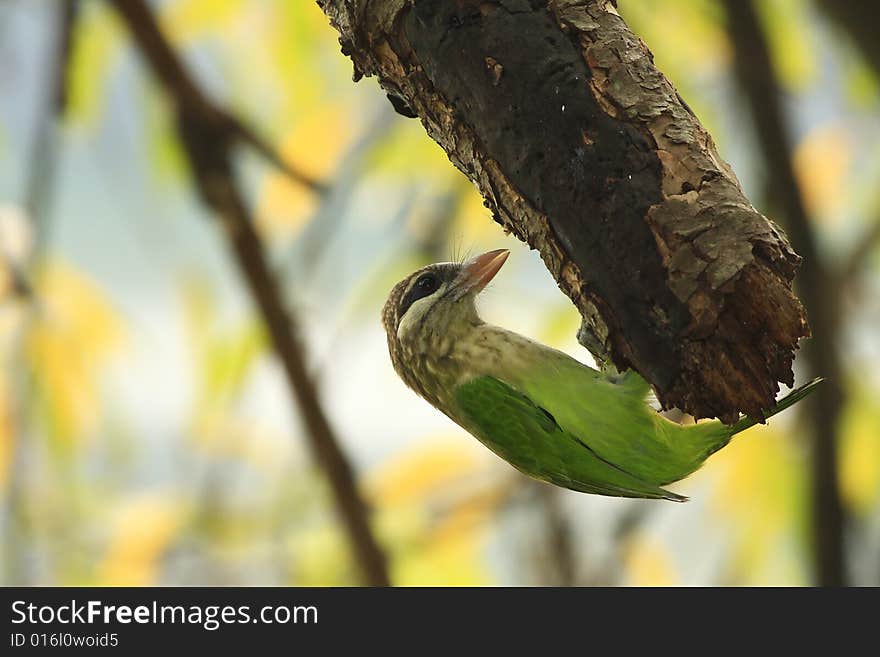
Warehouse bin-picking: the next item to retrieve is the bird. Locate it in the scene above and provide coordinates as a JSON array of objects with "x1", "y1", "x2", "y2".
[{"x1": 382, "y1": 248, "x2": 822, "y2": 501}]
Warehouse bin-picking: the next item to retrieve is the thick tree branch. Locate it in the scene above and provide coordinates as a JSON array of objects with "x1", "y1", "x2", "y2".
[
  {"x1": 318, "y1": 0, "x2": 810, "y2": 423},
  {"x1": 722, "y1": 0, "x2": 847, "y2": 586},
  {"x1": 111, "y1": 0, "x2": 389, "y2": 586}
]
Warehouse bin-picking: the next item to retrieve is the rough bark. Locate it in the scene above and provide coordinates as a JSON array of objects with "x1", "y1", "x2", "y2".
[{"x1": 318, "y1": 0, "x2": 810, "y2": 422}]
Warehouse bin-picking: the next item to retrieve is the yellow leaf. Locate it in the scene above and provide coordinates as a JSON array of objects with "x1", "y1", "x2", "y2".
[
  {"x1": 452, "y1": 184, "x2": 496, "y2": 241},
  {"x1": 257, "y1": 106, "x2": 352, "y2": 238},
  {"x1": 286, "y1": 524, "x2": 353, "y2": 586},
  {"x1": 367, "y1": 440, "x2": 503, "y2": 585},
  {"x1": 756, "y1": 0, "x2": 817, "y2": 92},
  {"x1": 427, "y1": 486, "x2": 508, "y2": 546},
  {"x1": 537, "y1": 303, "x2": 582, "y2": 350},
  {"x1": 622, "y1": 534, "x2": 678, "y2": 586},
  {"x1": 367, "y1": 439, "x2": 484, "y2": 507},
  {"x1": 705, "y1": 425, "x2": 807, "y2": 582},
  {"x1": 189, "y1": 411, "x2": 293, "y2": 475},
  {"x1": 246, "y1": 1, "x2": 347, "y2": 119},
  {"x1": 366, "y1": 119, "x2": 458, "y2": 181},
  {"x1": 68, "y1": 3, "x2": 122, "y2": 127},
  {"x1": 844, "y1": 57, "x2": 880, "y2": 108},
  {"x1": 793, "y1": 124, "x2": 852, "y2": 220},
  {"x1": 26, "y1": 260, "x2": 125, "y2": 445},
  {"x1": 98, "y1": 493, "x2": 185, "y2": 586},
  {"x1": 394, "y1": 530, "x2": 491, "y2": 586},
  {"x1": 839, "y1": 390, "x2": 880, "y2": 514},
  {"x1": 0, "y1": 374, "x2": 12, "y2": 490},
  {"x1": 160, "y1": 0, "x2": 243, "y2": 44}
]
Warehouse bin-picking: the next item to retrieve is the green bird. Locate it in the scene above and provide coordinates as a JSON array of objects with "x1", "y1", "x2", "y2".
[{"x1": 382, "y1": 249, "x2": 821, "y2": 502}]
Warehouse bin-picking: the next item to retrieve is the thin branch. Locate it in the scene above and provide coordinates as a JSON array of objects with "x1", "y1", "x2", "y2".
[
  {"x1": 226, "y1": 115, "x2": 329, "y2": 194},
  {"x1": 110, "y1": 0, "x2": 389, "y2": 586},
  {"x1": 103, "y1": 0, "x2": 323, "y2": 194},
  {"x1": 722, "y1": 0, "x2": 848, "y2": 586}
]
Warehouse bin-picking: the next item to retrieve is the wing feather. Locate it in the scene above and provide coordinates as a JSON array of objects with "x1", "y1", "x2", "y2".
[{"x1": 454, "y1": 376, "x2": 686, "y2": 502}]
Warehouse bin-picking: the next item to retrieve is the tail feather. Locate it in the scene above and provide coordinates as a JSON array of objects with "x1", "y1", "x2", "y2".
[{"x1": 732, "y1": 377, "x2": 824, "y2": 434}]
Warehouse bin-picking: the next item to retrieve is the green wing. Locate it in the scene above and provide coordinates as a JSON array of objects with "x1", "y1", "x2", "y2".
[
  {"x1": 498, "y1": 348, "x2": 729, "y2": 485},
  {"x1": 454, "y1": 376, "x2": 686, "y2": 502}
]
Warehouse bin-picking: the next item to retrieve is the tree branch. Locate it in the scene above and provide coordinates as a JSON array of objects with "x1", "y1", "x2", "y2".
[
  {"x1": 225, "y1": 115, "x2": 330, "y2": 194},
  {"x1": 317, "y1": 0, "x2": 811, "y2": 423},
  {"x1": 106, "y1": 0, "x2": 323, "y2": 195},
  {"x1": 722, "y1": 0, "x2": 847, "y2": 586},
  {"x1": 111, "y1": 0, "x2": 389, "y2": 586}
]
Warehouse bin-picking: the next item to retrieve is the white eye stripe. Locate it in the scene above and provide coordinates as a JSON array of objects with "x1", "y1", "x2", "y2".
[{"x1": 397, "y1": 291, "x2": 437, "y2": 343}]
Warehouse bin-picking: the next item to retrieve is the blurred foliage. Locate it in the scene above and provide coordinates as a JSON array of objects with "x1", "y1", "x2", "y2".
[
  {"x1": 839, "y1": 385, "x2": 880, "y2": 515},
  {"x1": 754, "y1": 0, "x2": 818, "y2": 92},
  {"x1": 0, "y1": 0, "x2": 878, "y2": 587},
  {"x1": 26, "y1": 260, "x2": 124, "y2": 447},
  {"x1": 258, "y1": 105, "x2": 353, "y2": 238},
  {"x1": 622, "y1": 534, "x2": 679, "y2": 586},
  {"x1": 793, "y1": 123, "x2": 853, "y2": 221},
  {"x1": 98, "y1": 493, "x2": 185, "y2": 586},
  {"x1": 369, "y1": 440, "x2": 508, "y2": 585},
  {"x1": 67, "y1": 1, "x2": 123, "y2": 127},
  {"x1": 707, "y1": 425, "x2": 809, "y2": 584}
]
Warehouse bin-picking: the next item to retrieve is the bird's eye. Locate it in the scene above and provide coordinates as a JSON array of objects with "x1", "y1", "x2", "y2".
[
  {"x1": 414, "y1": 273, "x2": 439, "y2": 297},
  {"x1": 399, "y1": 272, "x2": 441, "y2": 319}
]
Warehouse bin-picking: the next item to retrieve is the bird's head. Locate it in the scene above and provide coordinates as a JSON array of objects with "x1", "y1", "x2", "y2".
[{"x1": 382, "y1": 249, "x2": 509, "y2": 399}]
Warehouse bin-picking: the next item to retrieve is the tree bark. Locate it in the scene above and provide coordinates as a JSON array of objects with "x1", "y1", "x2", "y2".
[{"x1": 318, "y1": 0, "x2": 810, "y2": 422}]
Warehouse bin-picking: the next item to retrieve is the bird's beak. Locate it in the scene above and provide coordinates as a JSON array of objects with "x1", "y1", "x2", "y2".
[{"x1": 457, "y1": 249, "x2": 510, "y2": 295}]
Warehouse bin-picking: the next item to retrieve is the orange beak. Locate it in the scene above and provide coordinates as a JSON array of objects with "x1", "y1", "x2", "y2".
[{"x1": 458, "y1": 249, "x2": 510, "y2": 295}]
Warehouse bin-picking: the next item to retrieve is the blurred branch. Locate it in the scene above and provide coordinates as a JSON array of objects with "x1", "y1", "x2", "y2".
[
  {"x1": 24, "y1": 0, "x2": 79, "y2": 271},
  {"x1": 815, "y1": 0, "x2": 880, "y2": 78},
  {"x1": 534, "y1": 485, "x2": 576, "y2": 587},
  {"x1": 722, "y1": 0, "x2": 848, "y2": 586},
  {"x1": 225, "y1": 115, "x2": 329, "y2": 194},
  {"x1": 582, "y1": 503, "x2": 654, "y2": 586},
  {"x1": 110, "y1": 0, "x2": 389, "y2": 586},
  {"x1": 107, "y1": 0, "x2": 323, "y2": 195}
]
